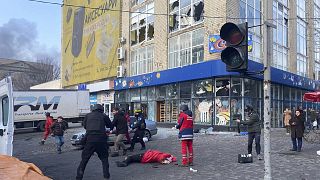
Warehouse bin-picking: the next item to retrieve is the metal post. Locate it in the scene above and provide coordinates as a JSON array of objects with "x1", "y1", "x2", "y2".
[{"x1": 263, "y1": 0, "x2": 275, "y2": 179}]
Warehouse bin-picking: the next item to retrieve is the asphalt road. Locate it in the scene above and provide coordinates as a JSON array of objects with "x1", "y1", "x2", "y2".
[{"x1": 13, "y1": 125, "x2": 320, "y2": 180}]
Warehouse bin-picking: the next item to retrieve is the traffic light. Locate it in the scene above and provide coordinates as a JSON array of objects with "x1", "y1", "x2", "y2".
[{"x1": 220, "y1": 22, "x2": 248, "y2": 72}]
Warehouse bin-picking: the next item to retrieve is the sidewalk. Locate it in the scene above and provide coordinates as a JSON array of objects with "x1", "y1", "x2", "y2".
[{"x1": 108, "y1": 128, "x2": 320, "y2": 180}]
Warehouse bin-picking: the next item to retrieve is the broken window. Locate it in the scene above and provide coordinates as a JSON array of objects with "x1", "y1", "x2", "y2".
[
  {"x1": 170, "y1": 0, "x2": 179, "y2": 12},
  {"x1": 147, "y1": 23, "x2": 154, "y2": 40},
  {"x1": 139, "y1": 25, "x2": 146, "y2": 43},
  {"x1": 130, "y1": 2, "x2": 154, "y2": 45},
  {"x1": 193, "y1": 0, "x2": 204, "y2": 22},
  {"x1": 169, "y1": 0, "x2": 204, "y2": 32},
  {"x1": 131, "y1": 30, "x2": 138, "y2": 45}
]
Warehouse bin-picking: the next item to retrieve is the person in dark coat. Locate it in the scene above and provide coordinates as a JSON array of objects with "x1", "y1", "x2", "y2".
[
  {"x1": 127, "y1": 109, "x2": 146, "y2": 151},
  {"x1": 111, "y1": 107, "x2": 128, "y2": 157},
  {"x1": 236, "y1": 104, "x2": 262, "y2": 160},
  {"x1": 76, "y1": 104, "x2": 113, "y2": 180},
  {"x1": 289, "y1": 109, "x2": 305, "y2": 152},
  {"x1": 50, "y1": 116, "x2": 67, "y2": 154}
]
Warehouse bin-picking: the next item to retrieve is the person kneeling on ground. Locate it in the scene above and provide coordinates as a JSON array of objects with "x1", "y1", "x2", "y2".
[{"x1": 116, "y1": 149, "x2": 177, "y2": 167}]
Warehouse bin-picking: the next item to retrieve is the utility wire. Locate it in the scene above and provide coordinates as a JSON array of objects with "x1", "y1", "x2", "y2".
[{"x1": 27, "y1": 0, "x2": 320, "y2": 21}]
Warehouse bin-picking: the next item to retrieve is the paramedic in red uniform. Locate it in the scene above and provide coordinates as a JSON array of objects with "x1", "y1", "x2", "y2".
[
  {"x1": 176, "y1": 104, "x2": 194, "y2": 167},
  {"x1": 40, "y1": 112, "x2": 54, "y2": 145}
]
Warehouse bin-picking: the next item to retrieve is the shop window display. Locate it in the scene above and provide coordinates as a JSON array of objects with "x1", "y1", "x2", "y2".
[
  {"x1": 180, "y1": 99, "x2": 191, "y2": 111},
  {"x1": 215, "y1": 79, "x2": 230, "y2": 96},
  {"x1": 167, "y1": 83, "x2": 179, "y2": 99},
  {"x1": 130, "y1": 89, "x2": 140, "y2": 102},
  {"x1": 141, "y1": 88, "x2": 148, "y2": 101},
  {"x1": 231, "y1": 78, "x2": 242, "y2": 96},
  {"x1": 230, "y1": 98, "x2": 242, "y2": 126},
  {"x1": 193, "y1": 98, "x2": 212, "y2": 124},
  {"x1": 148, "y1": 101, "x2": 156, "y2": 121},
  {"x1": 192, "y1": 79, "x2": 213, "y2": 98},
  {"x1": 283, "y1": 86, "x2": 290, "y2": 100},
  {"x1": 180, "y1": 82, "x2": 192, "y2": 98},
  {"x1": 215, "y1": 97, "x2": 230, "y2": 125},
  {"x1": 244, "y1": 78, "x2": 259, "y2": 97},
  {"x1": 156, "y1": 86, "x2": 166, "y2": 100},
  {"x1": 147, "y1": 86, "x2": 156, "y2": 101},
  {"x1": 115, "y1": 91, "x2": 126, "y2": 103}
]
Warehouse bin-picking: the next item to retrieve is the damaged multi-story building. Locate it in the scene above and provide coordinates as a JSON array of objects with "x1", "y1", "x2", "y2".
[{"x1": 113, "y1": 0, "x2": 320, "y2": 129}]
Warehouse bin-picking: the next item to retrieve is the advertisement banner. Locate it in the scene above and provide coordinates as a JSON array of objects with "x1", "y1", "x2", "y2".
[
  {"x1": 62, "y1": 0, "x2": 120, "y2": 87},
  {"x1": 209, "y1": 34, "x2": 253, "y2": 54}
]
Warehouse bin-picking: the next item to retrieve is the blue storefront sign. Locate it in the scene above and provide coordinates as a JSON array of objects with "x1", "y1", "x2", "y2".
[
  {"x1": 114, "y1": 59, "x2": 320, "y2": 91},
  {"x1": 209, "y1": 35, "x2": 253, "y2": 54},
  {"x1": 90, "y1": 93, "x2": 97, "y2": 105},
  {"x1": 78, "y1": 84, "x2": 87, "y2": 90}
]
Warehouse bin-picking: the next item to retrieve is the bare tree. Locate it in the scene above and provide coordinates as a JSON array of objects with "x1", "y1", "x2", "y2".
[{"x1": 8, "y1": 57, "x2": 61, "y2": 90}]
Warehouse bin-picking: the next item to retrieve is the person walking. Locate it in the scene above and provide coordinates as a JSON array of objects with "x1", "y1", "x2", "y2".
[
  {"x1": 123, "y1": 109, "x2": 132, "y2": 144},
  {"x1": 289, "y1": 109, "x2": 305, "y2": 152},
  {"x1": 127, "y1": 109, "x2": 146, "y2": 151},
  {"x1": 76, "y1": 104, "x2": 113, "y2": 180},
  {"x1": 50, "y1": 116, "x2": 67, "y2": 154},
  {"x1": 40, "y1": 112, "x2": 54, "y2": 145},
  {"x1": 236, "y1": 104, "x2": 262, "y2": 160},
  {"x1": 283, "y1": 108, "x2": 292, "y2": 135},
  {"x1": 111, "y1": 107, "x2": 128, "y2": 157},
  {"x1": 176, "y1": 104, "x2": 194, "y2": 167}
]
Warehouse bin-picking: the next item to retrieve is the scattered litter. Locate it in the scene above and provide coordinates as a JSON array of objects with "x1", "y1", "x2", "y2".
[
  {"x1": 190, "y1": 167, "x2": 198, "y2": 172},
  {"x1": 199, "y1": 128, "x2": 206, "y2": 134},
  {"x1": 317, "y1": 150, "x2": 320, "y2": 156},
  {"x1": 206, "y1": 127, "x2": 215, "y2": 135}
]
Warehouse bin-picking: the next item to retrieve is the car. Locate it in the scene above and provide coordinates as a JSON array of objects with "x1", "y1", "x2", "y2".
[{"x1": 71, "y1": 117, "x2": 157, "y2": 149}]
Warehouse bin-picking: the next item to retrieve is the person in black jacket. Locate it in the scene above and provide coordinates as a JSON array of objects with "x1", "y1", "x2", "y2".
[
  {"x1": 127, "y1": 109, "x2": 146, "y2": 151},
  {"x1": 236, "y1": 104, "x2": 262, "y2": 160},
  {"x1": 289, "y1": 109, "x2": 305, "y2": 152},
  {"x1": 50, "y1": 116, "x2": 67, "y2": 154},
  {"x1": 76, "y1": 104, "x2": 113, "y2": 180},
  {"x1": 111, "y1": 107, "x2": 128, "y2": 157}
]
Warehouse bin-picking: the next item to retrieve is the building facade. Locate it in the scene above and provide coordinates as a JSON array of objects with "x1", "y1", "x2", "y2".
[{"x1": 113, "y1": 0, "x2": 320, "y2": 128}]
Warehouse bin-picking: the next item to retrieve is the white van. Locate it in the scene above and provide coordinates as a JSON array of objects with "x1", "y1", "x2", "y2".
[{"x1": 0, "y1": 77, "x2": 14, "y2": 156}]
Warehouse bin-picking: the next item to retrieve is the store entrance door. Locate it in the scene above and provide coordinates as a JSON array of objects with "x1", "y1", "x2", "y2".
[
  {"x1": 157, "y1": 101, "x2": 165, "y2": 122},
  {"x1": 104, "y1": 103, "x2": 113, "y2": 120}
]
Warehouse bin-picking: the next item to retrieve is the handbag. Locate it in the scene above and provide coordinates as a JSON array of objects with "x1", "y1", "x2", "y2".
[{"x1": 238, "y1": 154, "x2": 253, "y2": 163}]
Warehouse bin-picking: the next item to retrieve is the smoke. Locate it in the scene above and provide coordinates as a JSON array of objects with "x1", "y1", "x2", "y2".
[{"x1": 0, "y1": 18, "x2": 60, "y2": 62}]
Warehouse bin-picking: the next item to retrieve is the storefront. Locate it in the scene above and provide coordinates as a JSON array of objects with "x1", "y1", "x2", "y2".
[
  {"x1": 114, "y1": 60, "x2": 320, "y2": 128},
  {"x1": 85, "y1": 80, "x2": 115, "y2": 118}
]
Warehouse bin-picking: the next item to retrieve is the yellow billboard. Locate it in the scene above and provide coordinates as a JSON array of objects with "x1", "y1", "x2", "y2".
[{"x1": 62, "y1": 0, "x2": 120, "y2": 87}]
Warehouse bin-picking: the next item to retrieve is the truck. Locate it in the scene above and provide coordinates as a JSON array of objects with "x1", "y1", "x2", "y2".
[{"x1": 13, "y1": 89, "x2": 90, "y2": 131}]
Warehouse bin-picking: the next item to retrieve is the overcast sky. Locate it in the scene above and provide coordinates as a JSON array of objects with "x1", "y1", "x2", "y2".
[{"x1": 0, "y1": 0, "x2": 61, "y2": 61}]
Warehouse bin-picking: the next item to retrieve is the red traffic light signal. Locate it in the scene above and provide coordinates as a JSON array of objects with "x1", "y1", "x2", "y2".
[{"x1": 220, "y1": 22, "x2": 248, "y2": 72}]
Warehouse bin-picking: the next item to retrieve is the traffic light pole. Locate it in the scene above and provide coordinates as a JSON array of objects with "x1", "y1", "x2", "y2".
[{"x1": 263, "y1": 0, "x2": 276, "y2": 179}]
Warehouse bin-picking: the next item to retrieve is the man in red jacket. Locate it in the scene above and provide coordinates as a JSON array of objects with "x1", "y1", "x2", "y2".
[
  {"x1": 176, "y1": 104, "x2": 194, "y2": 167},
  {"x1": 40, "y1": 112, "x2": 54, "y2": 145}
]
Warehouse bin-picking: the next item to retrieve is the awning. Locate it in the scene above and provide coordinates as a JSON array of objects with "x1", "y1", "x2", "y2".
[{"x1": 303, "y1": 91, "x2": 320, "y2": 102}]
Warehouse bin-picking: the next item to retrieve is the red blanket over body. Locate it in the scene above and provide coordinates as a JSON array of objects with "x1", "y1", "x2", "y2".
[{"x1": 141, "y1": 150, "x2": 177, "y2": 163}]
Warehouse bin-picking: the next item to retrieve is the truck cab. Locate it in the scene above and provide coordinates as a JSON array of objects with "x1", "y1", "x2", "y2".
[{"x1": 0, "y1": 77, "x2": 14, "y2": 156}]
